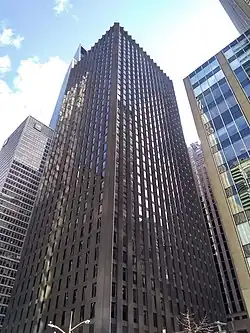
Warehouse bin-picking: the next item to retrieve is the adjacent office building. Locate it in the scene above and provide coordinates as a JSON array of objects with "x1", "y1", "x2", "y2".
[
  {"x1": 0, "y1": 116, "x2": 53, "y2": 329},
  {"x1": 4, "y1": 23, "x2": 225, "y2": 333},
  {"x1": 184, "y1": 28, "x2": 250, "y2": 332},
  {"x1": 189, "y1": 142, "x2": 250, "y2": 331},
  {"x1": 219, "y1": 0, "x2": 250, "y2": 34},
  {"x1": 49, "y1": 45, "x2": 87, "y2": 129}
]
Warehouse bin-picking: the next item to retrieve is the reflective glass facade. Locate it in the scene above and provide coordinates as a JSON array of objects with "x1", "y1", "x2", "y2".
[
  {"x1": 0, "y1": 116, "x2": 53, "y2": 329},
  {"x1": 3, "y1": 23, "x2": 225, "y2": 333},
  {"x1": 49, "y1": 45, "x2": 87, "y2": 129},
  {"x1": 189, "y1": 31, "x2": 250, "y2": 270},
  {"x1": 185, "y1": 28, "x2": 250, "y2": 331}
]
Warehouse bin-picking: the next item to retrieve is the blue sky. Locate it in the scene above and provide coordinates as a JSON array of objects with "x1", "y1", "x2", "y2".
[{"x1": 0, "y1": 0, "x2": 238, "y2": 146}]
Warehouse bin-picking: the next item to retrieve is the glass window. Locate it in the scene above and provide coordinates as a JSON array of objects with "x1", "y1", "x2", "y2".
[
  {"x1": 230, "y1": 58, "x2": 241, "y2": 70},
  {"x1": 204, "y1": 91, "x2": 214, "y2": 105},
  {"x1": 196, "y1": 68, "x2": 204, "y2": 81},
  {"x1": 220, "y1": 170, "x2": 234, "y2": 188},
  {"x1": 230, "y1": 105, "x2": 242, "y2": 120},
  {"x1": 243, "y1": 83, "x2": 250, "y2": 97},
  {"x1": 228, "y1": 194, "x2": 243, "y2": 214},
  {"x1": 235, "y1": 67, "x2": 248, "y2": 83},
  {"x1": 207, "y1": 75, "x2": 217, "y2": 87},
  {"x1": 213, "y1": 116, "x2": 224, "y2": 130},
  {"x1": 226, "y1": 95, "x2": 237, "y2": 108},
  {"x1": 217, "y1": 127, "x2": 229, "y2": 142},
  {"x1": 190, "y1": 74, "x2": 198, "y2": 86},
  {"x1": 223, "y1": 146, "x2": 236, "y2": 161},
  {"x1": 243, "y1": 134, "x2": 250, "y2": 151},
  {"x1": 200, "y1": 80, "x2": 209, "y2": 92},
  {"x1": 230, "y1": 133, "x2": 241, "y2": 143},
  {"x1": 226, "y1": 122, "x2": 238, "y2": 136},
  {"x1": 220, "y1": 81, "x2": 231, "y2": 95},
  {"x1": 217, "y1": 100, "x2": 228, "y2": 114},
  {"x1": 224, "y1": 47, "x2": 234, "y2": 59},
  {"x1": 194, "y1": 85, "x2": 202, "y2": 97},
  {"x1": 221, "y1": 138, "x2": 231, "y2": 149},
  {"x1": 215, "y1": 70, "x2": 224, "y2": 81},
  {"x1": 209, "y1": 105, "x2": 219, "y2": 119},
  {"x1": 235, "y1": 116, "x2": 248, "y2": 131},
  {"x1": 237, "y1": 222, "x2": 250, "y2": 245},
  {"x1": 222, "y1": 111, "x2": 233, "y2": 125},
  {"x1": 233, "y1": 140, "x2": 246, "y2": 156}
]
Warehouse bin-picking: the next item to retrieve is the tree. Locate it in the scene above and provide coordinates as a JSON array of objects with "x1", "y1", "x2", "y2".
[{"x1": 178, "y1": 310, "x2": 214, "y2": 333}]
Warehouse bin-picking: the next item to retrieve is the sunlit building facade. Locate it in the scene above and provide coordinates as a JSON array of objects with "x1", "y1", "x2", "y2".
[
  {"x1": 184, "y1": 28, "x2": 250, "y2": 332},
  {"x1": 4, "y1": 23, "x2": 225, "y2": 333},
  {"x1": 189, "y1": 142, "x2": 250, "y2": 330},
  {"x1": 219, "y1": 0, "x2": 250, "y2": 34},
  {"x1": 49, "y1": 45, "x2": 87, "y2": 129},
  {"x1": 0, "y1": 116, "x2": 53, "y2": 330}
]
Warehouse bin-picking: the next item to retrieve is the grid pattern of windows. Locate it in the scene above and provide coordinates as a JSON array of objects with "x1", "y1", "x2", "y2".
[
  {"x1": 219, "y1": 0, "x2": 250, "y2": 34},
  {"x1": 0, "y1": 117, "x2": 53, "y2": 329},
  {"x1": 188, "y1": 29, "x2": 250, "y2": 271},
  {"x1": 223, "y1": 30, "x2": 250, "y2": 100},
  {"x1": 3, "y1": 24, "x2": 225, "y2": 333},
  {"x1": 189, "y1": 143, "x2": 248, "y2": 324}
]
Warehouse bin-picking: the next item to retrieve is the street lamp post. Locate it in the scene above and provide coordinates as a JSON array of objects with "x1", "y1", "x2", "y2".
[{"x1": 48, "y1": 311, "x2": 90, "y2": 333}]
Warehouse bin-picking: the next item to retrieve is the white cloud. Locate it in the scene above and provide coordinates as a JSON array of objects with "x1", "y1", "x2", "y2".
[
  {"x1": 0, "y1": 56, "x2": 68, "y2": 146},
  {"x1": 53, "y1": 0, "x2": 72, "y2": 14},
  {"x1": 0, "y1": 27, "x2": 24, "y2": 49},
  {"x1": 0, "y1": 55, "x2": 11, "y2": 74}
]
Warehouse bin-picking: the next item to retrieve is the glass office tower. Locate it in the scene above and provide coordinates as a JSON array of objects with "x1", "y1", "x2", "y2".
[
  {"x1": 189, "y1": 142, "x2": 249, "y2": 330},
  {"x1": 49, "y1": 45, "x2": 87, "y2": 129},
  {"x1": 0, "y1": 116, "x2": 53, "y2": 330},
  {"x1": 219, "y1": 0, "x2": 250, "y2": 34},
  {"x1": 4, "y1": 23, "x2": 225, "y2": 333},
  {"x1": 184, "y1": 28, "x2": 250, "y2": 332}
]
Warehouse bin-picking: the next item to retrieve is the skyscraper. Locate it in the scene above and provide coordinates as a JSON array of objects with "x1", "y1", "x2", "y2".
[
  {"x1": 4, "y1": 23, "x2": 225, "y2": 333},
  {"x1": 49, "y1": 45, "x2": 87, "y2": 129},
  {"x1": 0, "y1": 116, "x2": 53, "y2": 329},
  {"x1": 219, "y1": 0, "x2": 250, "y2": 34},
  {"x1": 189, "y1": 142, "x2": 250, "y2": 331},
  {"x1": 184, "y1": 28, "x2": 250, "y2": 332}
]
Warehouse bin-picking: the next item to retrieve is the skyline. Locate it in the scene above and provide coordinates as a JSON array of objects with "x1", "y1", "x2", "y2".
[{"x1": 0, "y1": 0, "x2": 238, "y2": 146}]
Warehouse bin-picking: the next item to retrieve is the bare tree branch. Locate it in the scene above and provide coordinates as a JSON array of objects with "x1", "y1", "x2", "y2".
[{"x1": 178, "y1": 311, "x2": 214, "y2": 333}]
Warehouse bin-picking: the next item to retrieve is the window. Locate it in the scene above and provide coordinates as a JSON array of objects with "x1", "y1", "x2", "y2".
[
  {"x1": 92, "y1": 283, "x2": 97, "y2": 298},
  {"x1": 122, "y1": 286, "x2": 127, "y2": 300},
  {"x1": 90, "y1": 302, "x2": 95, "y2": 319},
  {"x1": 123, "y1": 305, "x2": 128, "y2": 321},
  {"x1": 112, "y1": 283, "x2": 116, "y2": 297},
  {"x1": 133, "y1": 308, "x2": 138, "y2": 323},
  {"x1": 73, "y1": 289, "x2": 77, "y2": 303},
  {"x1": 111, "y1": 302, "x2": 116, "y2": 318},
  {"x1": 213, "y1": 116, "x2": 224, "y2": 130},
  {"x1": 236, "y1": 116, "x2": 248, "y2": 131},
  {"x1": 123, "y1": 267, "x2": 127, "y2": 281},
  {"x1": 153, "y1": 313, "x2": 158, "y2": 327},
  {"x1": 221, "y1": 110, "x2": 233, "y2": 125}
]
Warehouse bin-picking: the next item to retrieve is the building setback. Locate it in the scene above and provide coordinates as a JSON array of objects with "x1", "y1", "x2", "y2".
[
  {"x1": 0, "y1": 116, "x2": 53, "y2": 329},
  {"x1": 219, "y1": 0, "x2": 250, "y2": 34},
  {"x1": 189, "y1": 142, "x2": 250, "y2": 331},
  {"x1": 184, "y1": 28, "x2": 250, "y2": 333},
  {"x1": 4, "y1": 23, "x2": 225, "y2": 333}
]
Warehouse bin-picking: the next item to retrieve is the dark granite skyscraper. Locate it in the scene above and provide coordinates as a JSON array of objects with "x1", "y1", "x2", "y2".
[{"x1": 3, "y1": 23, "x2": 225, "y2": 333}]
